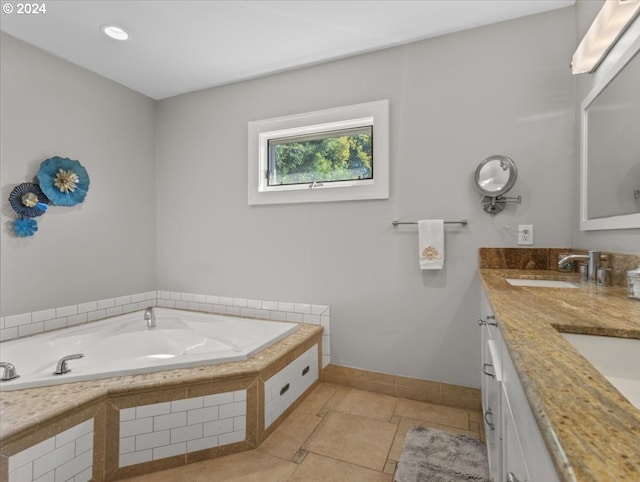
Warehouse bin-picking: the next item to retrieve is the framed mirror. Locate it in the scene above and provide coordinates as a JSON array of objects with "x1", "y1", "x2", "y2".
[
  {"x1": 475, "y1": 155, "x2": 521, "y2": 215},
  {"x1": 580, "y1": 21, "x2": 640, "y2": 230}
]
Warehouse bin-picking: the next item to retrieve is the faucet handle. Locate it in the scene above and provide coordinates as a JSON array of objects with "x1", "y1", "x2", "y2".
[{"x1": 0, "y1": 362, "x2": 19, "y2": 381}]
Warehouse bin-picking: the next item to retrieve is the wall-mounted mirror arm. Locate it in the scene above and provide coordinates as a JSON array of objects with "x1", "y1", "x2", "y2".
[
  {"x1": 480, "y1": 194, "x2": 522, "y2": 216},
  {"x1": 475, "y1": 155, "x2": 522, "y2": 216}
]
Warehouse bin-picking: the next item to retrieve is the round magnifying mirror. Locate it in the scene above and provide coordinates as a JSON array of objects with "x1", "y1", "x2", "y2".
[{"x1": 475, "y1": 155, "x2": 517, "y2": 197}]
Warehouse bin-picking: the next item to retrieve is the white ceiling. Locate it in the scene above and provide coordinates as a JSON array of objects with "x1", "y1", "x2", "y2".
[{"x1": 1, "y1": 0, "x2": 574, "y2": 100}]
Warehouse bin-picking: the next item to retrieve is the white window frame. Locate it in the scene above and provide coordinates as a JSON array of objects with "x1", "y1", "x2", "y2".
[{"x1": 248, "y1": 100, "x2": 389, "y2": 205}]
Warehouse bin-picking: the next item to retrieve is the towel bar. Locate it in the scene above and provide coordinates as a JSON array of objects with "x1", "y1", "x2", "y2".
[{"x1": 392, "y1": 220, "x2": 468, "y2": 226}]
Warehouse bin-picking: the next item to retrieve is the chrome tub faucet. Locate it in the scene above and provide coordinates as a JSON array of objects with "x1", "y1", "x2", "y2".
[
  {"x1": 53, "y1": 353, "x2": 84, "y2": 375},
  {"x1": 144, "y1": 306, "x2": 156, "y2": 329},
  {"x1": 0, "y1": 362, "x2": 19, "y2": 381}
]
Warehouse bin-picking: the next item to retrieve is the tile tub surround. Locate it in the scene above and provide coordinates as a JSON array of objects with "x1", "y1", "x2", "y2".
[
  {"x1": 0, "y1": 324, "x2": 322, "y2": 481},
  {"x1": 479, "y1": 268, "x2": 640, "y2": 481},
  {"x1": 118, "y1": 390, "x2": 247, "y2": 468},
  {"x1": 8, "y1": 418, "x2": 94, "y2": 482},
  {"x1": 109, "y1": 380, "x2": 257, "y2": 480},
  {"x1": 0, "y1": 290, "x2": 331, "y2": 369}
]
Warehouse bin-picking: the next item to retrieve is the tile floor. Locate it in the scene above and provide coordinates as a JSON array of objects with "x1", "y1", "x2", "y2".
[{"x1": 120, "y1": 383, "x2": 484, "y2": 481}]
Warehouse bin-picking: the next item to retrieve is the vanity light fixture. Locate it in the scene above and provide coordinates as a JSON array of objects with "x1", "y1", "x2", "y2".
[
  {"x1": 101, "y1": 25, "x2": 129, "y2": 41},
  {"x1": 571, "y1": 0, "x2": 640, "y2": 74}
]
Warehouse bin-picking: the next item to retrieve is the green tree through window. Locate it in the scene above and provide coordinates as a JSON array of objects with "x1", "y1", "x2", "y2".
[{"x1": 269, "y1": 127, "x2": 372, "y2": 185}]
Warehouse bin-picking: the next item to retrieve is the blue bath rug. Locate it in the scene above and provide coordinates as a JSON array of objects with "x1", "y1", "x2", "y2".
[{"x1": 394, "y1": 426, "x2": 490, "y2": 482}]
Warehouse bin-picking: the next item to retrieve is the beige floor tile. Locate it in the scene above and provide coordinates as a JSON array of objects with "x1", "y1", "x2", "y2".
[
  {"x1": 388, "y1": 416, "x2": 482, "y2": 462},
  {"x1": 323, "y1": 384, "x2": 351, "y2": 409},
  {"x1": 293, "y1": 383, "x2": 338, "y2": 415},
  {"x1": 120, "y1": 450, "x2": 297, "y2": 482},
  {"x1": 258, "y1": 410, "x2": 324, "y2": 460},
  {"x1": 323, "y1": 387, "x2": 398, "y2": 421},
  {"x1": 394, "y1": 398, "x2": 470, "y2": 430},
  {"x1": 289, "y1": 453, "x2": 393, "y2": 482},
  {"x1": 302, "y1": 410, "x2": 397, "y2": 471}
]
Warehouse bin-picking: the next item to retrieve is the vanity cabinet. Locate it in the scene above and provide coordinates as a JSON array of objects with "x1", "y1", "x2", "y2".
[{"x1": 480, "y1": 289, "x2": 559, "y2": 482}]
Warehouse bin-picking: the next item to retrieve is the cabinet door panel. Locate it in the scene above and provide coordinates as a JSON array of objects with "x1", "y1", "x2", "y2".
[
  {"x1": 501, "y1": 342, "x2": 559, "y2": 482},
  {"x1": 482, "y1": 327, "x2": 502, "y2": 482},
  {"x1": 502, "y1": 387, "x2": 530, "y2": 482}
]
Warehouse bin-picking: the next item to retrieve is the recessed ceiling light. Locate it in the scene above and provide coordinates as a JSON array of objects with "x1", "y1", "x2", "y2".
[{"x1": 101, "y1": 25, "x2": 129, "y2": 41}]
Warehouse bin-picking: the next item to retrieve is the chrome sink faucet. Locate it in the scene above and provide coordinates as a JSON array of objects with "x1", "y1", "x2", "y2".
[
  {"x1": 144, "y1": 306, "x2": 156, "y2": 329},
  {"x1": 0, "y1": 362, "x2": 19, "y2": 381},
  {"x1": 558, "y1": 250, "x2": 607, "y2": 283}
]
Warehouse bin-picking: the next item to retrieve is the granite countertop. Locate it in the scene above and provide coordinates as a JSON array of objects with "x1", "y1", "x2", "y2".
[
  {"x1": 479, "y1": 268, "x2": 640, "y2": 482},
  {"x1": 0, "y1": 323, "x2": 322, "y2": 443}
]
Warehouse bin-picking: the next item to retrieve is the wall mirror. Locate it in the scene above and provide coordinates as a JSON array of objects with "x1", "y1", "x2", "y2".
[
  {"x1": 581, "y1": 22, "x2": 640, "y2": 230},
  {"x1": 475, "y1": 155, "x2": 521, "y2": 215}
]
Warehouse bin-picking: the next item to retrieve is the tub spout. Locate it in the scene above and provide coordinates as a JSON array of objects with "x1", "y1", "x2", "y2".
[
  {"x1": 0, "y1": 362, "x2": 19, "y2": 381},
  {"x1": 53, "y1": 353, "x2": 84, "y2": 375},
  {"x1": 144, "y1": 306, "x2": 156, "y2": 329}
]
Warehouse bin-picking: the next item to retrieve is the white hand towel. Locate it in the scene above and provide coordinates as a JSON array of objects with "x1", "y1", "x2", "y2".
[{"x1": 418, "y1": 220, "x2": 444, "y2": 270}]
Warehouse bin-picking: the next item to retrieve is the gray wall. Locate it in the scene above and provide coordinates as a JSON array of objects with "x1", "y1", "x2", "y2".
[
  {"x1": 0, "y1": 33, "x2": 157, "y2": 315},
  {"x1": 573, "y1": 0, "x2": 640, "y2": 251},
  {"x1": 155, "y1": 8, "x2": 576, "y2": 388}
]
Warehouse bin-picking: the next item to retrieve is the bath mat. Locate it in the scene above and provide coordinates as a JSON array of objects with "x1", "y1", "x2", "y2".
[{"x1": 394, "y1": 426, "x2": 489, "y2": 482}]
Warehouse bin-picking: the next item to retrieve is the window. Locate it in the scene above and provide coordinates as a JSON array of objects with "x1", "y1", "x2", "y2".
[{"x1": 248, "y1": 100, "x2": 389, "y2": 205}]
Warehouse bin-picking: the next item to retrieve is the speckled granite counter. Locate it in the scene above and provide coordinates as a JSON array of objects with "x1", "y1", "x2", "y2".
[
  {"x1": 0, "y1": 323, "x2": 322, "y2": 443},
  {"x1": 479, "y1": 268, "x2": 640, "y2": 482}
]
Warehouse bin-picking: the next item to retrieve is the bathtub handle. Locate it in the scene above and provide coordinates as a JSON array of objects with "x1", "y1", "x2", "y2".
[
  {"x1": 301, "y1": 366, "x2": 310, "y2": 376},
  {"x1": 279, "y1": 383, "x2": 290, "y2": 396},
  {"x1": 53, "y1": 353, "x2": 85, "y2": 375},
  {"x1": 0, "y1": 362, "x2": 19, "y2": 381}
]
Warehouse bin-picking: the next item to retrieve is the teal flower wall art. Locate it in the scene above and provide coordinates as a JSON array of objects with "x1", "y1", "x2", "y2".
[
  {"x1": 37, "y1": 156, "x2": 90, "y2": 206},
  {"x1": 7, "y1": 156, "x2": 90, "y2": 238},
  {"x1": 8, "y1": 182, "x2": 49, "y2": 217},
  {"x1": 12, "y1": 218, "x2": 38, "y2": 237}
]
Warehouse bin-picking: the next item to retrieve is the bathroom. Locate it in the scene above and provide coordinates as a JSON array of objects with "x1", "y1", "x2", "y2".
[{"x1": 1, "y1": 0, "x2": 639, "y2": 480}]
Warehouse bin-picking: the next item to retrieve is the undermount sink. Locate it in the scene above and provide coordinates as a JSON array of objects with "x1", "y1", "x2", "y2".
[
  {"x1": 505, "y1": 278, "x2": 579, "y2": 288},
  {"x1": 563, "y1": 333, "x2": 640, "y2": 409}
]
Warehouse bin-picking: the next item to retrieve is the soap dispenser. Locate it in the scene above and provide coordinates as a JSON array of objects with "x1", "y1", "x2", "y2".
[{"x1": 627, "y1": 267, "x2": 640, "y2": 300}]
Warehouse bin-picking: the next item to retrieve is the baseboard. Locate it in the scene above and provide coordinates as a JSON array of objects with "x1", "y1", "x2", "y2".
[{"x1": 321, "y1": 364, "x2": 481, "y2": 411}]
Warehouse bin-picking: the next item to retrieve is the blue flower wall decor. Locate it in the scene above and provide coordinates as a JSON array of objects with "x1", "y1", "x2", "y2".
[
  {"x1": 7, "y1": 156, "x2": 89, "y2": 238},
  {"x1": 12, "y1": 218, "x2": 38, "y2": 237},
  {"x1": 37, "y1": 156, "x2": 90, "y2": 206},
  {"x1": 8, "y1": 182, "x2": 49, "y2": 217}
]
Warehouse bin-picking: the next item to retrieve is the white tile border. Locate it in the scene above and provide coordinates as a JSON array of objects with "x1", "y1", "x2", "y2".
[{"x1": 0, "y1": 291, "x2": 330, "y2": 367}]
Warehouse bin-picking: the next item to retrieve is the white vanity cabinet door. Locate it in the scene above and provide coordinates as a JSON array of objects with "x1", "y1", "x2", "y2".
[
  {"x1": 501, "y1": 387, "x2": 530, "y2": 482},
  {"x1": 483, "y1": 335, "x2": 502, "y2": 482},
  {"x1": 480, "y1": 290, "x2": 502, "y2": 482},
  {"x1": 501, "y1": 337, "x2": 559, "y2": 482}
]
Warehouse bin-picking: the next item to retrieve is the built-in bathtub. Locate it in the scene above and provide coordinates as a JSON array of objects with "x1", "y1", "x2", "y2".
[{"x1": 0, "y1": 308, "x2": 298, "y2": 391}]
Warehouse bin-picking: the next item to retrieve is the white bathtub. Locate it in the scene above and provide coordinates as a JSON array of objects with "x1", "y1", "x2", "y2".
[{"x1": 0, "y1": 308, "x2": 298, "y2": 391}]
